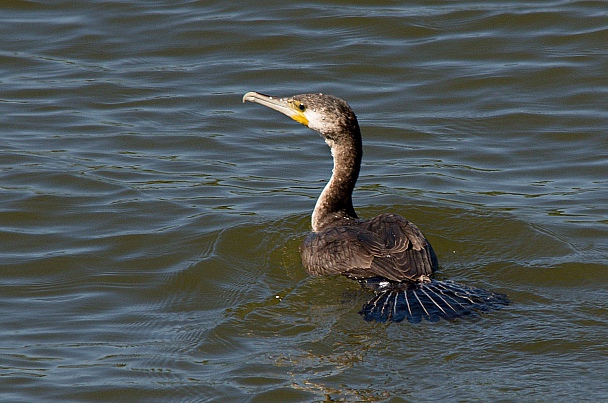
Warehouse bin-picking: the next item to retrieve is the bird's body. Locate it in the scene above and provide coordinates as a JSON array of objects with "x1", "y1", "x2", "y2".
[
  {"x1": 302, "y1": 213, "x2": 436, "y2": 283},
  {"x1": 243, "y1": 91, "x2": 508, "y2": 322}
]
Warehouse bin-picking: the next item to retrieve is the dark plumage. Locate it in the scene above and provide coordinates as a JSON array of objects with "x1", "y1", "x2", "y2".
[
  {"x1": 302, "y1": 213, "x2": 437, "y2": 282},
  {"x1": 243, "y1": 91, "x2": 508, "y2": 323}
]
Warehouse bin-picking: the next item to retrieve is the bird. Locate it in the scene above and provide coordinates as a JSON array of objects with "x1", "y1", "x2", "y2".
[{"x1": 243, "y1": 91, "x2": 508, "y2": 323}]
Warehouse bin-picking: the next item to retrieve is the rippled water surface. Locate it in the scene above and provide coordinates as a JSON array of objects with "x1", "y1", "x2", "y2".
[{"x1": 2, "y1": 1, "x2": 607, "y2": 401}]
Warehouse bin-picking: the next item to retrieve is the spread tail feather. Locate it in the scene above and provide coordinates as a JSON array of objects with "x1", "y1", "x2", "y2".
[{"x1": 359, "y1": 279, "x2": 509, "y2": 323}]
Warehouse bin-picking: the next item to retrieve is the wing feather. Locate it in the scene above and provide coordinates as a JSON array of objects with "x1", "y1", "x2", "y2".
[{"x1": 301, "y1": 213, "x2": 438, "y2": 282}]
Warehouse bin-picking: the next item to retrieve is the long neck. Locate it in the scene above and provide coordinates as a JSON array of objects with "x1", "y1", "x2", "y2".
[{"x1": 311, "y1": 132, "x2": 362, "y2": 231}]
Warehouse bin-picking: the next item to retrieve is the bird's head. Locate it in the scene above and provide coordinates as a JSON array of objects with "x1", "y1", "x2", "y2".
[{"x1": 242, "y1": 92, "x2": 360, "y2": 144}]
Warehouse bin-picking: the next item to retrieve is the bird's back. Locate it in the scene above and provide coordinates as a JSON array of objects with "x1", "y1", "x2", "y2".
[{"x1": 301, "y1": 213, "x2": 438, "y2": 282}]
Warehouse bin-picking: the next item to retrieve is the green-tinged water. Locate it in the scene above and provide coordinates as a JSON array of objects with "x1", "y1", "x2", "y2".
[{"x1": 1, "y1": 1, "x2": 607, "y2": 401}]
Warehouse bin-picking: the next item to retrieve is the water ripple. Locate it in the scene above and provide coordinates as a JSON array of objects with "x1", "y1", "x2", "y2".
[{"x1": 1, "y1": 0, "x2": 607, "y2": 401}]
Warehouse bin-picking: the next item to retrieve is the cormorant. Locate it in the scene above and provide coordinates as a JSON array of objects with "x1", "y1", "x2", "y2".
[{"x1": 243, "y1": 91, "x2": 508, "y2": 323}]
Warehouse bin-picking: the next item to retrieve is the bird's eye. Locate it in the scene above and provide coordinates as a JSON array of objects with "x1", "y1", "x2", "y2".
[{"x1": 289, "y1": 99, "x2": 306, "y2": 112}]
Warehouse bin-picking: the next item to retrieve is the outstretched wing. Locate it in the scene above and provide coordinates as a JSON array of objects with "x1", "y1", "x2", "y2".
[{"x1": 301, "y1": 213, "x2": 438, "y2": 282}]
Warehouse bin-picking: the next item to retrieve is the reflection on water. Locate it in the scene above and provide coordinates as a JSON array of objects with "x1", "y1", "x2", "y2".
[{"x1": 1, "y1": 0, "x2": 607, "y2": 401}]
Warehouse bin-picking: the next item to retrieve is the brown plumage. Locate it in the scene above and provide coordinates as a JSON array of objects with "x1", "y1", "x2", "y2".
[
  {"x1": 302, "y1": 213, "x2": 437, "y2": 282},
  {"x1": 243, "y1": 91, "x2": 508, "y2": 323}
]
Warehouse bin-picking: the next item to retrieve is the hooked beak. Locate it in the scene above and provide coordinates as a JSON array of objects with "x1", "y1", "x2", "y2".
[{"x1": 242, "y1": 91, "x2": 309, "y2": 126}]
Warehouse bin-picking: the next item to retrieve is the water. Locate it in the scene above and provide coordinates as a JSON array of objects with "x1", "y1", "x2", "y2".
[{"x1": 1, "y1": 0, "x2": 607, "y2": 401}]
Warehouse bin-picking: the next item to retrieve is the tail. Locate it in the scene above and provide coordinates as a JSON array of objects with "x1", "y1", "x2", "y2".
[{"x1": 358, "y1": 278, "x2": 509, "y2": 323}]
